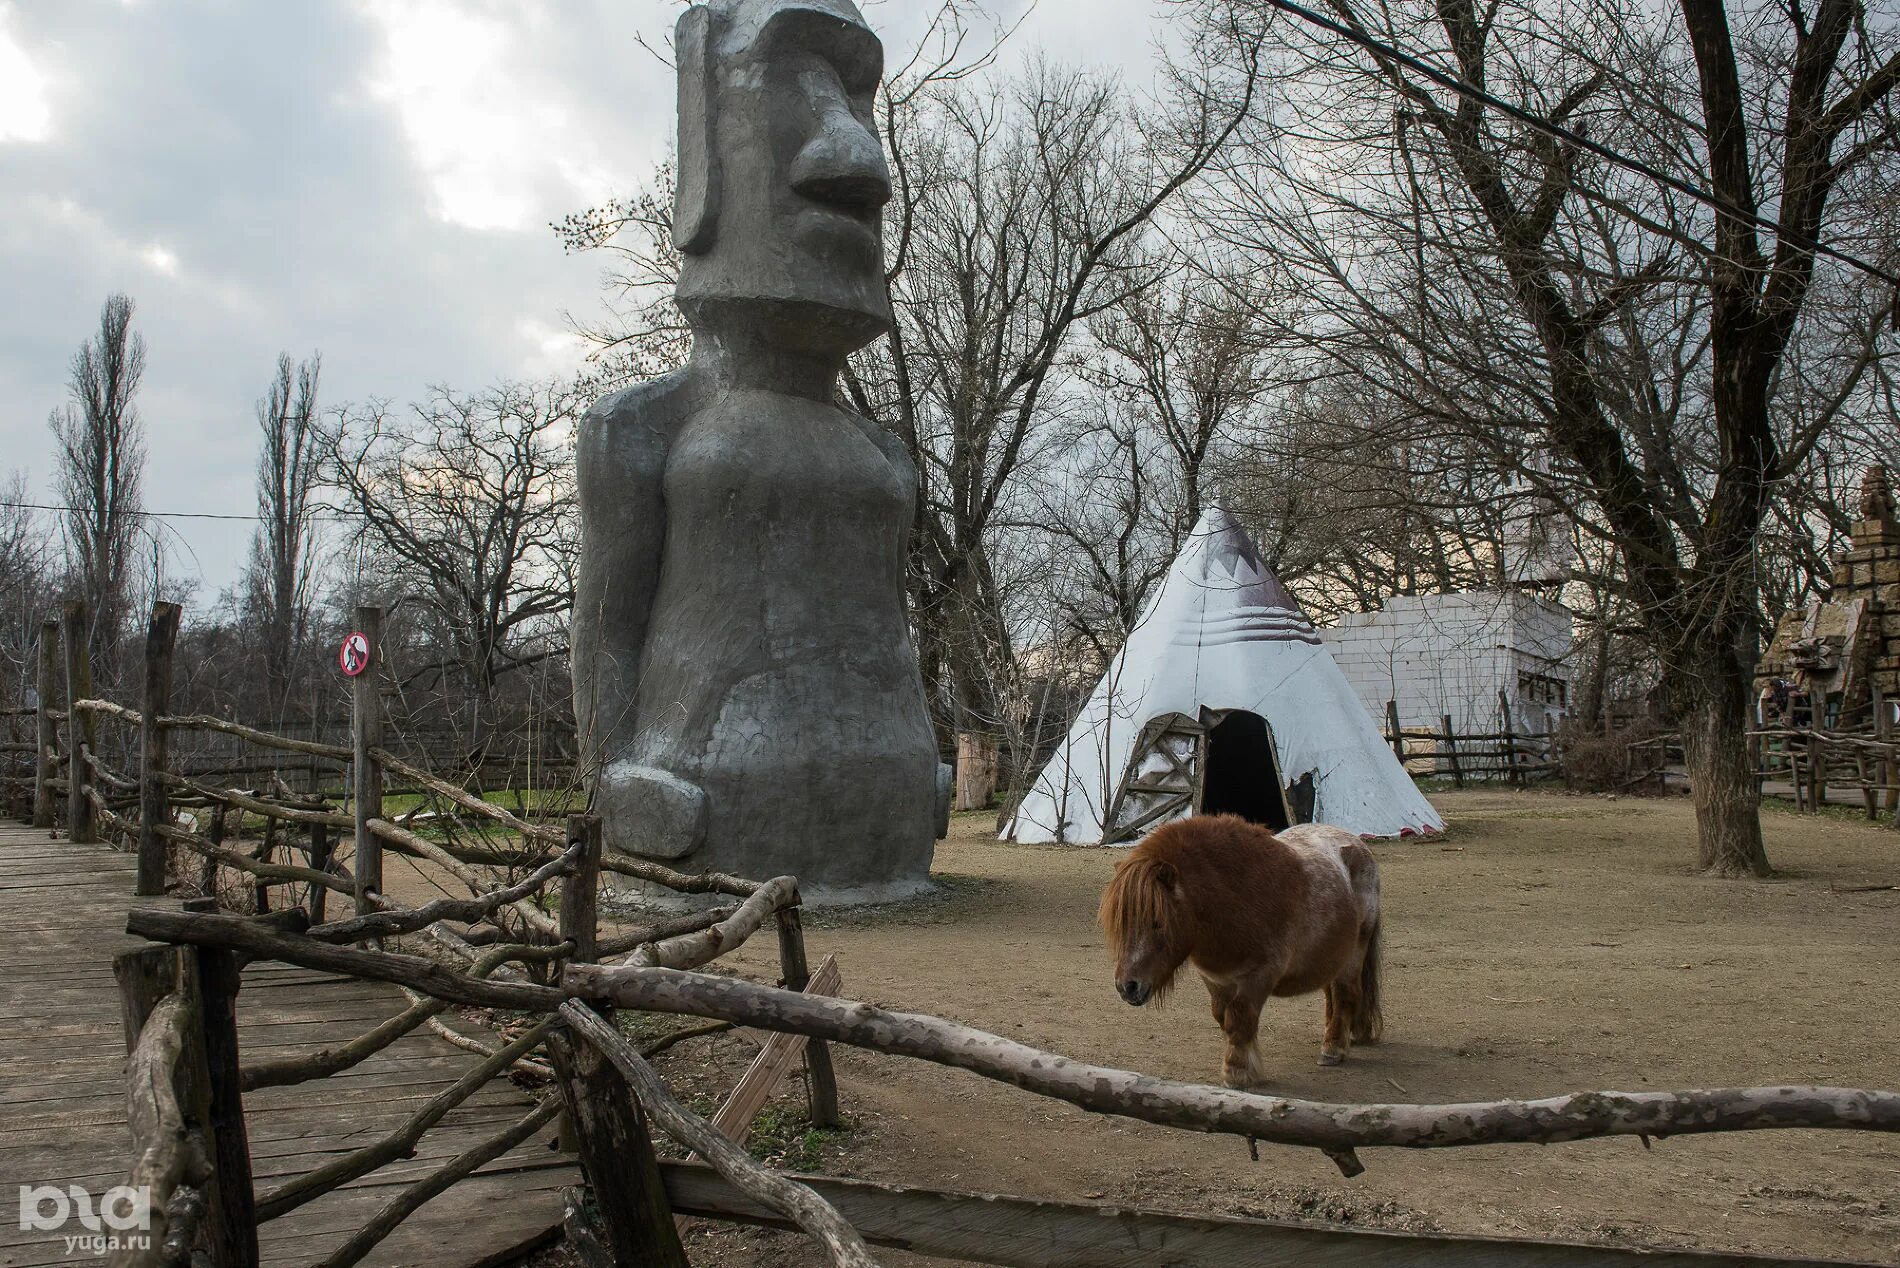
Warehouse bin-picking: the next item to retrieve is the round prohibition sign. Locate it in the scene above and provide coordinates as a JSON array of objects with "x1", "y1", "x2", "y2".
[{"x1": 339, "y1": 631, "x2": 372, "y2": 678}]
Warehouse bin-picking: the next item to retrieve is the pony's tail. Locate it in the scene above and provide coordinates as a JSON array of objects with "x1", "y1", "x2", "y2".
[{"x1": 1352, "y1": 919, "x2": 1383, "y2": 1043}]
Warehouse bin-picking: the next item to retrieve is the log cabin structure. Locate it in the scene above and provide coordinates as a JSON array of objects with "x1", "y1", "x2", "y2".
[{"x1": 1758, "y1": 465, "x2": 1900, "y2": 729}]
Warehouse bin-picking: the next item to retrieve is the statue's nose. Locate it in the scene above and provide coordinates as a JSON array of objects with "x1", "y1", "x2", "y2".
[{"x1": 791, "y1": 96, "x2": 891, "y2": 212}]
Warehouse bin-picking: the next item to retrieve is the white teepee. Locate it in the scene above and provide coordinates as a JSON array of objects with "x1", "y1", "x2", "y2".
[{"x1": 1005, "y1": 508, "x2": 1444, "y2": 844}]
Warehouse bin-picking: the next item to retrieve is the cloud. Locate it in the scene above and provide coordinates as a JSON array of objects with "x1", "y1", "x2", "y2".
[
  {"x1": 0, "y1": 0, "x2": 1166, "y2": 599},
  {"x1": 0, "y1": 5, "x2": 52, "y2": 144},
  {"x1": 355, "y1": 0, "x2": 618, "y2": 233}
]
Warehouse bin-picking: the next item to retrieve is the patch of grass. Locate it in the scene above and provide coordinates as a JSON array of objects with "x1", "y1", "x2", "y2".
[
  {"x1": 676, "y1": 1095, "x2": 849, "y2": 1171},
  {"x1": 1761, "y1": 794, "x2": 1890, "y2": 826},
  {"x1": 615, "y1": 1011, "x2": 685, "y2": 1046},
  {"x1": 744, "y1": 1105, "x2": 848, "y2": 1172}
]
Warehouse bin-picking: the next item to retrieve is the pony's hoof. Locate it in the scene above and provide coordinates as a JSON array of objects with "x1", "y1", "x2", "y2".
[
  {"x1": 1317, "y1": 1049, "x2": 1345, "y2": 1067},
  {"x1": 1223, "y1": 1064, "x2": 1260, "y2": 1089}
]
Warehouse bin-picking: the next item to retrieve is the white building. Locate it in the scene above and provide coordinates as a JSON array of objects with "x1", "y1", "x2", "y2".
[{"x1": 1319, "y1": 590, "x2": 1575, "y2": 743}]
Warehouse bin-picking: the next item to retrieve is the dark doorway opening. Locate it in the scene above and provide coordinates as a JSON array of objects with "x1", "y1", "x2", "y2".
[{"x1": 1200, "y1": 710, "x2": 1288, "y2": 830}]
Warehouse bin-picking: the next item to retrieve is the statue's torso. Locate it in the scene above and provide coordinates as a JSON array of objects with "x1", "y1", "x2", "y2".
[{"x1": 630, "y1": 388, "x2": 937, "y2": 886}]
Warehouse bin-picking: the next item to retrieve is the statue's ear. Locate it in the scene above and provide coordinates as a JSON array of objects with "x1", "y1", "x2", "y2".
[{"x1": 673, "y1": 6, "x2": 721, "y2": 254}]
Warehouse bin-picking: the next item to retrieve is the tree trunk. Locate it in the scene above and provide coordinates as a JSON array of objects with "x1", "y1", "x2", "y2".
[{"x1": 1674, "y1": 648, "x2": 1770, "y2": 877}]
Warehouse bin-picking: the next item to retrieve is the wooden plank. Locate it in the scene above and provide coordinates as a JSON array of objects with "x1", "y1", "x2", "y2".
[
  {"x1": 659, "y1": 1163, "x2": 1872, "y2": 1268},
  {"x1": 776, "y1": 907, "x2": 839, "y2": 1127},
  {"x1": 709, "y1": 954, "x2": 841, "y2": 1146}
]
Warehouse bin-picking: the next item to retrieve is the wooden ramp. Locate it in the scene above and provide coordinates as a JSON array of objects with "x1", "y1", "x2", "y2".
[{"x1": 0, "y1": 825, "x2": 575, "y2": 1268}]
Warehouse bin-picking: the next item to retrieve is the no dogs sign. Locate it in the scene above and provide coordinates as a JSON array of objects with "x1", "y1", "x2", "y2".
[{"x1": 339, "y1": 631, "x2": 372, "y2": 677}]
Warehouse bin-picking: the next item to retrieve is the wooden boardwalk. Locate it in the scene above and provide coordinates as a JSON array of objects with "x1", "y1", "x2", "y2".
[{"x1": 0, "y1": 824, "x2": 575, "y2": 1268}]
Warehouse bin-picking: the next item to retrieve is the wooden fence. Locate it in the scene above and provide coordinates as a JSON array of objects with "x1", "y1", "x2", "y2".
[
  {"x1": 1752, "y1": 724, "x2": 1900, "y2": 822},
  {"x1": 1379, "y1": 696, "x2": 1560, "y2": 787},
  {"x1": 19, "y1": 599, "x2": 1900, "y2": 1267}
]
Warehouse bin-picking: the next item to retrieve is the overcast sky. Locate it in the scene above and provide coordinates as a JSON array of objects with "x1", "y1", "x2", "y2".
[{"x1": 0, "y1": 0, "x2": 1163, "y2": 602}]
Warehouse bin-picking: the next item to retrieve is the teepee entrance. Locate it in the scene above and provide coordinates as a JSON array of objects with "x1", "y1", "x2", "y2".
[{"x1": 1201, "y1": 709, "x2": 1290, "y2": 830}]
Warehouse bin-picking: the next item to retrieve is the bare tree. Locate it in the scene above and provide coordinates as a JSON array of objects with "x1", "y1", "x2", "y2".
[
  {"x1": 1180, "y1": 0, "x2": 1900, "y2": 875},
  {"x1": 847, "y1": 47, "x2": 1261, "y2": 750},
  {"x1": 49, "y1": 293, "x2": 147, "y2": 675},
  {"x1": 320, "y1": 381, "x2": 580, "y2": 752},
  {"x1": 0, "y1": 473, "x2": 55, "y2": 706},
  {"x1": 245, "y1": 352, "x2": 324, "y2": 712}
]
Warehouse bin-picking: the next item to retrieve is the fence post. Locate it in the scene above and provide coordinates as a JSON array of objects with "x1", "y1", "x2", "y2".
[
  {"x1": 198, "y1": 808, "x2": 225, "y2": 899},
  {"x1": 1806, "y1": 732, "x2": 1824, "y2": 811},
  {"x1": 775, "y1": 903, "x2": 841, "y2": 1128},
  {"x1": 1441, "y1": 714, "x2": 1463, "y2": 789},
  {"x1": 61, "y1": 600, "x2": 96, "y2": 845},
  {"x1": 194, "y1": 947, "x2": 260, "y2": 1268},
  {"x1": 1498, "y1": 690, "x2": 1519, "y2": 787},
  {"x1": 1385, "y1": 700, "x2": 1404, "y2": 764},
  {"x1": 351, "y1": 605, "x2": 384, "y2": 916},
  {"x1": 33, "y1": 618, "x2": 57, "y2": 829},
  {"x1": 562, "y1": 814, "x2": 601, "y2": 964},
  {"x1": 138, "y1": 602, "x2": 182, "y2": 896},
  {"x1": 253, "y1": 818, "x2": 276, "y2": 915},
  {"x1": 112, "y1": 944, "x2": 258, "y2": 1268},
  {"x1": 307, "y1": 824, "x2": 331, "y2": 924},
  {"x1": 1875, "y1": 683, "x2": 1898, "y2": 820}
]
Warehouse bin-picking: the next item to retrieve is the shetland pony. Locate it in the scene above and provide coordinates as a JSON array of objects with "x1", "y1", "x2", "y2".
[{"x1": 1098, "y1": 814, "x2": 1382, "y2": 1087}]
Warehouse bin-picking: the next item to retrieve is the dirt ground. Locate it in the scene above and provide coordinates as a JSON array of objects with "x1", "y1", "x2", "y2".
[{"x1": 639, "y1": 789, "x2": 1900, "y2": 1266}]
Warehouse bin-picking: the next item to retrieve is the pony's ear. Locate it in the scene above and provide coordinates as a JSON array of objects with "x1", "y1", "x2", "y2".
[
  {"x1": 673, "y1": 5, "x2": 721, "y2": 254},
  {"x1": 1152, "y1": 860, "x2": 1177, "y2": 891}
]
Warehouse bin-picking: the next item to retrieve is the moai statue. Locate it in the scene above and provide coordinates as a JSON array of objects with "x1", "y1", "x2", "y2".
[{"x1": 571, "y1": 0, "x2": 948, "y2": 900}]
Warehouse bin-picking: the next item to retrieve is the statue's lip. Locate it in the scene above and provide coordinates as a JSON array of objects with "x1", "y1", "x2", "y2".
[{"x1": 793, "y1": 204, "x2": 883, "y2": 264}]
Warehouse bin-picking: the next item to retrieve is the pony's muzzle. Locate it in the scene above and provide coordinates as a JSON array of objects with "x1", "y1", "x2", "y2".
[{"x1": 1117, "y1": 979, "x2": 1152, "y2": 1006}]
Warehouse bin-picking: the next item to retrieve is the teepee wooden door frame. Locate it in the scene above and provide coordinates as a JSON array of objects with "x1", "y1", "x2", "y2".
[{"x1": 1103, "y1": 713, "x2": 1205, "y2": 844}]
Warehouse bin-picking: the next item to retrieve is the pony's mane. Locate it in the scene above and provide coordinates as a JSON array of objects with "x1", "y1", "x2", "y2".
[{"x1": 1098, "y1": 852, "x2": 1190, "y2": 999}]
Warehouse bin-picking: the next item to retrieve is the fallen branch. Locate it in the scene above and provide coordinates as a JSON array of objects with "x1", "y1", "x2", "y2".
[
  {"x1": 161, "y1": 710, "x2": 353, "y2": 760},
  {"x1": 600, "y1": 854, "x2": 760, "y2": 897},
  {"x1": 314, "y1": 1098, "x2": 562, "y2": 1268},
  {"x1": 70, "y1": 697, "x2": 143, "y2": 726},
  {"x1": 126, "y1": 908, "x2": 565, "y2": 1012},
  {"x1": 621, "y1": 877, "x2": 799, "y2": 970},
  {"x1": 241, "y1": 942, "x2": 558, "y2": 1091},
  {"x1": 559, "y1": 1001, "x2": 878, "y2": 1268},
  {"x1": 366, "y1": 817, "x2": 560, "y2": 939},
  {"x1": 159, "y1": 771, "x2": 353, "y2": 828},
  {"x1": 368, "y1": 746, "x2": 563, "y2": 844},
  {"x1": 256, "y1": 1020, "x2": 555, "y2": 1221},
  {"x1": 596, "y1": 907, "x2": 737, "y2": 957},
  {"x1": 157, "y1": 823, "x2": 356, "y2": 897},
  {"x1": 563, "y1": 966, "x2": 1900, "y2": 1160},
  {"x1": 306, "y1": 843, "x2": 579, "y2": 944}
]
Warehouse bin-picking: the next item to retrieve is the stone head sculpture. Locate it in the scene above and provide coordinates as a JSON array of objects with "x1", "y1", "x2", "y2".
[{"x1": 673, "y1": 0, "x2": 894, "y2": 355}]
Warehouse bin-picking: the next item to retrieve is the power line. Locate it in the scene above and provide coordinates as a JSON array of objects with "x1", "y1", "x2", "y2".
[
  {"x1": 0, "y1": 500, "x2": 352, "y2": 523},
  {"x1": 1254, "y1": 0, "x2": 1900, "y2": 290}
]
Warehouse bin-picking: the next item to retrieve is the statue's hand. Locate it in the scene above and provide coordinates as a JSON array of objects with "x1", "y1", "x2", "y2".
[{"x1": 599, "y1": 763, "x2": 708, "y2": 861}]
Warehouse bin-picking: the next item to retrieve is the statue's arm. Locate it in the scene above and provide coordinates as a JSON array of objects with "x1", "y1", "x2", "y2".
[{"x1": 571, "y1": 370, "x2": 697, "y2": 766}]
